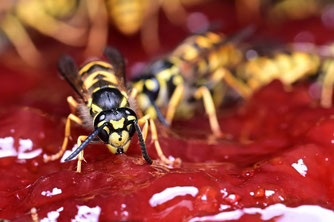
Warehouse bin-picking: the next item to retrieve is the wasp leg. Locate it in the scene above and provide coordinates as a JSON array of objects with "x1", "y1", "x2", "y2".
[
  {"x1": 84, "y1": 0, "x2": 108, "y2": 57},
  {"x1": 141, "y1": 1, "x2": 160, "y2": 53},
  {"x1": 44, "y1": 113, "x2": 83, "y2": 162},
  {"x1": 166, "y1": 84, "x2": 185, "y2": 125},
  {"x1": 76, "y1": 135, "x2": 88, "y2": 173},
  {"x1": 194, "y1": 86, "x2": 223, "y2": 137},
  {"x1": 129, "y1": 87, "x2": 144, "y2": 119},
  {"x1": 138, "y1": 114, "x2": 181, "y2": 166},
  {"x1": 67, "y1": 96, "x2": 79, "y2": 113},
  {"x1": 321, "y1": 60, "x2": 334, "y2": 108},
  {"x1": 16, "y1": 3, "x2": 86, "y2": 47},
  {"x1": 30, "y1": 207, "x2": 38, "y2": 222},
  {"x1": 221, "y1": 68, "x2": 252, "y2": 99},
  {"x1": 161, "y1": 0, "x2": 187, "y2": 26},
  {"x1": 130, "y1": 87, "x2": 138, "y2": 99},
  {"x1": 1, "y1": 15, "x2": 42, "y2": 67}
]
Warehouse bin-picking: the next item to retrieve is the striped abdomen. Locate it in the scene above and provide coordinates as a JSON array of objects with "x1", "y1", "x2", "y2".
[
  {"x1": 171, "y1": 32, "x2": 243, "y2": 79},
  {"x1": 79, "y1": 60, "x2": 129, "y2": 116},
  {"x1": 79, "y1": 60, "x2": 120, "y2": 94}
]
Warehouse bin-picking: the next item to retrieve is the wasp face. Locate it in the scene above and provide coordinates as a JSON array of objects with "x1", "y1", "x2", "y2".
[{"x1": 94, "y1": 108, "x2": 137, "y2": 154}]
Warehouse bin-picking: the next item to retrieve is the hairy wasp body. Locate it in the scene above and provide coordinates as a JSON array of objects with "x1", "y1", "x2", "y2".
[
  {"x1": 131, "y1": 28, "x2": 253, "y2": 137},
  {"x1": 43, "y1": 47, "x2": 157, "y2": 172}
]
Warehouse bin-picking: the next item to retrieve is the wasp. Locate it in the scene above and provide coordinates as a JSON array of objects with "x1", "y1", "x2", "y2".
[
  {"x1": 43, "y1": 47, "x2": 176, "y2": 172},
  {"x1": 104, "y1": 0, "x2": 203, "y2": 53},
  {"x1": 236, "y1": 47, "x2": 320, "y2": 92},
  {"x1": 0, "y1": 0, "x2": 87, "y2": 67},
  {"x1": 236, "y1": 42, "x2": 334, "y2": 108},
  {"x1": 130, "y1": 27, "x2": 254, "y2": 137},
  {"x1": 235, "y1": 0, "x2": 325, "y2": 24}
]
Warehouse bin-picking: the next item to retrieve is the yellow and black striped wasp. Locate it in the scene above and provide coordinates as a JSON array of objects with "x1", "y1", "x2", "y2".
[
  {"x1": 43, "y1": 47, "x2": 176, "y2": 172},
  {"x1": 130, "y1": 27, "x2": 254, "y2": 137},
  {"x1": 236, "y1": 45, "x2": 320, "y2": 92},
  {"x1": 235, "y1": 0, "x2": 327, "y2": 24},
  {"x1": 233, "y1": 41, "x2": 334, "y2": 111}
]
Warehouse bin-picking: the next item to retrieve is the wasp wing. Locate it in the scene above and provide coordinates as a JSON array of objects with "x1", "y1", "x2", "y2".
[
  {"x1": 104, "y1": 46, "x2": 126, "y2": 85},
  {"x1": 58, "y1": 55, "x2": 86, "y2": 101}
]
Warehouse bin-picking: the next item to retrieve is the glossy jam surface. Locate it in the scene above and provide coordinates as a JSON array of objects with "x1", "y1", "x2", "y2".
[{"x1": 1, "y1": 1, "x2": 334, "y2": 222}]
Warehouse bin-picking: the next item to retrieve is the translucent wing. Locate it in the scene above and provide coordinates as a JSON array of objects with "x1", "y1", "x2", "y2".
[
  {"x1": 58, "y1": 55, "x2": 86, "y2": 101},
  {"x1": 104, "y1": 46, "x2": 126, "y2": 85}
]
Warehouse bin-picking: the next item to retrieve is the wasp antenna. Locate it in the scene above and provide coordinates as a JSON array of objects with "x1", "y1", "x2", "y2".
[
  {"x1": 134, "y1": 120, "x2": 153, "y2": 164},
  {"x1": 64, "y1": 123, "x2": 108, "y2": 162},
  {"x1": 149, "y1": 96, "x2": 169, "y2": 126}
]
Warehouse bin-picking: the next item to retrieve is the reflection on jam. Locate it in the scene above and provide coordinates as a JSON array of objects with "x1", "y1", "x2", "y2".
[
  {"x1": 0, "y1": 137, "x2": 42, "y2": 159},
  {"x1": 291, "y1": 159, "x2": 308, "y2": 177},
  {"x1": 40, "y1": 207, "x2": 63, "y2": 222},
  {"x1": 188, "y1": 204, "x2": 334, "y2": 221},
  {"x1": 149, "y1": 186, "x2": 199, "y2": 207}
]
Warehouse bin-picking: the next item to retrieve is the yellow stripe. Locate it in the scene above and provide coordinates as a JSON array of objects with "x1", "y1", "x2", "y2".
[
  {"x1": 91, "y1": 104, "x2": 103, "y2": 113},
  {"x1": 79, "y1": 61, "x2": 113, "y2": 76},
  {"x1": 206, "y1": 32, "x2": 222, "y2": 43},
  {"x1": 119, "y1": 97, "x2": 128, "y2": 107},
  {"x1": 110, "y1": 118, "x2": 125, "y2": 129},
  {"x1": 196, "y1": 36, "x2": 212, "y2": 48},
  {"x1": 127, "y1": 115, "x2": 136, "y2": 121},
  {"x1": 83, "y1": 71, "x2": 119, "y2": 90},
  {"x1": 103, "y1": 126, "x2": 110, "y2": 134},
  {"x1": 120, "y1": 90, "x2": 129, "y2": 100},
  {"x1": 92, "y1": 85, "x2": 117, "y2": 93}
]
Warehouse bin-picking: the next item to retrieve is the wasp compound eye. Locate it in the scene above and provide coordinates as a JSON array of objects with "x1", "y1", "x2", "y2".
[{"x1": 98, "y1": 128, "x2": 109, "y2": 143}]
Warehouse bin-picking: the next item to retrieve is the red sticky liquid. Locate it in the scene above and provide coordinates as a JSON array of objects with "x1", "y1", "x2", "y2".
[{"x1": 1, "y1": 1, "x2": 334, "y2": 221}]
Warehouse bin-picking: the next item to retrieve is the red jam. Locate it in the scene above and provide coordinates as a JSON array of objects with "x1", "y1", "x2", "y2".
[{"x1": 1, "y1": 1, "x2": 334, "y2": 221}]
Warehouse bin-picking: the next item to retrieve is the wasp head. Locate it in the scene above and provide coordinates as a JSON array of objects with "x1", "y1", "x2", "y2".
[{"x1": 94, "y1": 108, "x2": 137, "y2": 154}]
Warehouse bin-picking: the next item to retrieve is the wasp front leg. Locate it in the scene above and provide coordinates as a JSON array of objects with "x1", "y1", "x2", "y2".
[
  {"x1": 44, "y1": 96, "x2": 82, "y2": 162},
  {"x1": 30, "y1": 207, "x2": 39, "y2": 222},
  {"x1": 67, "y1": 96, "x2": 79, "y2": 113},
  {"x1": 138, "y1": 114, "x2": 181, "y2": 166},
  {"x1": 76, "y1": 135, "x2": 88, "y2": 173}
]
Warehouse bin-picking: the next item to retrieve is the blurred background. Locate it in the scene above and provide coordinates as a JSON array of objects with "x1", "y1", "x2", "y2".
[
  {"x1": 1, "y1": 0, "x2": 334, "y2": 67},
  {"x1": 1, "y1": 0, "x2": 334, "y2": 114}
]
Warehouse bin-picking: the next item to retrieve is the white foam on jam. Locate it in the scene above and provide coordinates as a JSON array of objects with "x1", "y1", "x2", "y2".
[
  {"x1": 149, "y1": 186, "x2": 199, "y2": 207},
  {"x1": 189, "y1": 204, "x2": 334, "y2": 222}
]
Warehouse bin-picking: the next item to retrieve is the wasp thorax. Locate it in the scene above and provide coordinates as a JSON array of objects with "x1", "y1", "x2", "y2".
[{"x1": 94, "y1": 108, "x2": 137, "y2": 154}]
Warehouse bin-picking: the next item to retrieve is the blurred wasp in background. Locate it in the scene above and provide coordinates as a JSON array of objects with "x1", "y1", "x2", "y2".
[
  {"x1": 236, "y1": 42, "x2": 334, "y2": 108},
  {"x1": 43, "y1": 46, "x2": 178, "y2": 172},
  {"x1": 97, "y1": 0, "x2": 207, "y2": 53},
  {"x1": 0, "y1": 0, "x2": 91, "y2": 67},
  {"x1": 130, "y1": 27, "x2": 254, "y2": 138},
  {"x1": 0, "y1": 0, "x2": 208, "y2": 67},
  {"x1": 235, "y1": 0, "x2": 332, "y2": 24}
]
